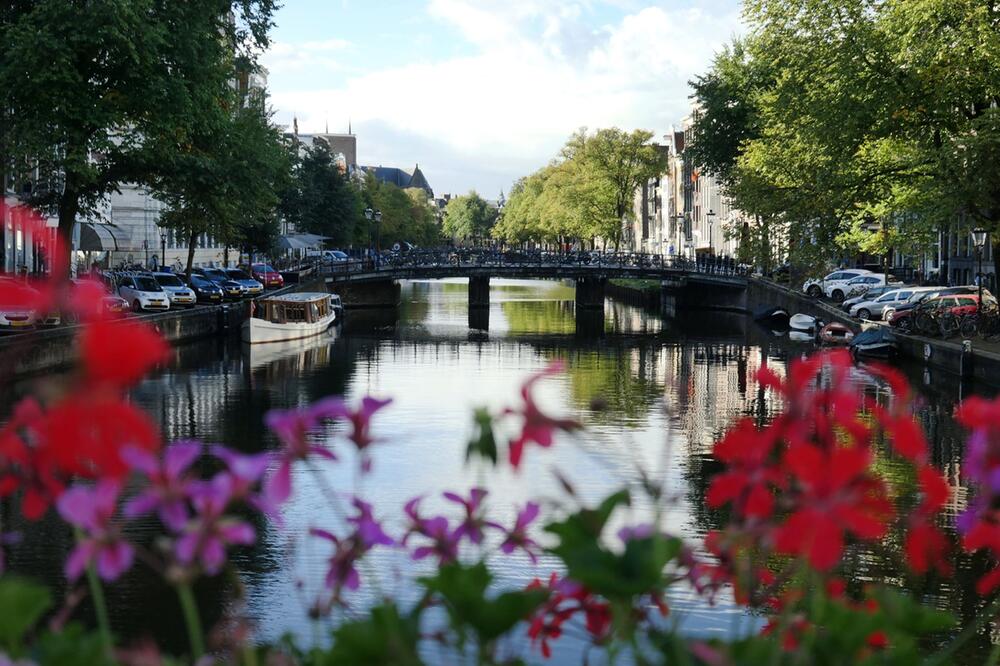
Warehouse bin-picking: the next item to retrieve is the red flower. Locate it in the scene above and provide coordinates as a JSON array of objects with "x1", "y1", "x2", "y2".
[
  {"x1": 707, "y1": 418, "x2": 782, "y2": 519},
  {"x1": 867, "y1": 630, "x2": 889, "y2": 650},
  {"x1": 503, "y1": 361, "x2": 580, "y2": 469},
  {"x1": 525, "y1": 574, "x2": 610, "y2": 659},
  {"x1": 80, "y1": 320, "x2": 169, "y2": 388},
  {"x1": 774, "y1": 444, "x2": 893, "y2": 570},
  {"x1": 905, "y1": 520, "x2": 951, "y2": 576}
]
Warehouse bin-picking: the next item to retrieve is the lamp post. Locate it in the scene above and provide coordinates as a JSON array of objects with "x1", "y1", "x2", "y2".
[
  {"x1": 706, "y1": 209, "x2": 716, "y2": 255},
  {"x1": 374, "y1": 210, "x2": 382, "y2": 252},
  {"x1": 972, "y1": 228, "x2": 988, "y2": 312},
  {"x1": 364, "y1": 207, "x2": 374, "y2": 256},
  {"x1": 160, "y1": 232, "x2": 167, "y2": 271}
]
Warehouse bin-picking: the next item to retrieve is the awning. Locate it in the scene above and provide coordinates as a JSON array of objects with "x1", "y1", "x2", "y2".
[
  {"x1": 79, "y1": 222, "x2": 131, "y2": 252},
  {"x1": 276, "y1": 233, "x2": 330, "y2": 250}
]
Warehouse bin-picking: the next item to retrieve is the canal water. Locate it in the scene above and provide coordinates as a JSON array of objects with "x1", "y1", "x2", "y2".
[{"x1": 2, "y1": 278, "x2": 997, "y2": 662}]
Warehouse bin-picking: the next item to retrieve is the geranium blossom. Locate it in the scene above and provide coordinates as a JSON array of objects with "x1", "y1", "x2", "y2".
[
  {"x1": 80, "y1": 319, "x2": 169, "y2": 388},
  {"x1": 443, "y1": 488, "x2": 491, "y2": 545},
  {"x1": 502, "y1": 360, "x2": 580, "y2": 469},
  {"x1": 706, "y1": 418, "x2": 783, "y2": 519},
  {"x1": 314, "y1": 396, "x2": 392, "y2": 471},
  {"x1": 56, "y1": 480, "x2": 134, "y2": 582},
  {"x1": 496, "y1": 502, "x2": 542, "y2": 563},
  {"x1": 310, "y1": 499, "x2": 393, "y2": 594},
  {"x1": 174, "y1": 475, "x2": 255, "y2": 575},
  {"x1": 403, "y1": 497, "x2": 459, "y2": 564},
  {"x1": 263, "y1": 404, "x2": 338, "y2": 505},
  {"x1": 526, "y1": 573, "x2": 610, "y2": 659},
  {"x1": 210, "y1": 445, "x2": 275, "y2": 518},
  {"x1": 123, "y1": 441, "x2": 201, "y2": 531}
]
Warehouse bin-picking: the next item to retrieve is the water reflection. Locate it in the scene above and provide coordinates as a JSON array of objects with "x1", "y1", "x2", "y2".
[{"x1": 2, "y1": 278, "x2": 998, "y2": 659}]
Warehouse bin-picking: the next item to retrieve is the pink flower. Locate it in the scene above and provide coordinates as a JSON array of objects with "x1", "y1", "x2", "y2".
[
  {"x1": 56, "y1": 480, "x2": 134, "y2": 582},
  {"x1": 497, "y1": 502, "x2": 542, "y2": 563},
  {"x1": 310, "y1": 499, "x2": 393, "y2": 593},
  {"x1": 174, "y1": 475, "x2": 255, "y2": 575},
  {"x1": 210, "y1": 445, "x2": 276, "y2": 519},
  {"x1": 316, "y1": 396, "x2": 392, "y2": 471},
  {"x1": 443, "y1": 488, "x2": 492, "y2": 545},
  {"x1": 402, "y1": 497, "x2": 459, "y2": 564},
  {"x1": 122, "y1": 441, "x2": 201, "y2": 531},
  {"x1": 347, "y1": 498, "x2": 394, "y2": 548},
  {"x1": 263, "y1": 404, "x2": 338, "y2": 506},
  {"x1": 503, "y1": 361, "x2": 579, "y2": 469}
]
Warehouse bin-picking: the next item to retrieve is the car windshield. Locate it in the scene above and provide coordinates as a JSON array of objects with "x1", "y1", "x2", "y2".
[
  {"x1": 226, "y1": 269, "x2": 251, "y2": 280},
  {"x1": 256, "y1": 265, "x2": 276, "y2": 273},
  {"x1": 155, "y1": 274, "x2": 184, "y2": 287},
  {"x1": 204, "y1": 269, "x2": 226, "y2": 279},
  {"x1": 191, "y1": 276, "x2": 210, "y2": 287},
  {"x1": 135, "y1": 277, "x2": 162, "y2": 291},
  {"x1": 331, "y1": 251, "x2": 347, "y2": 259}
]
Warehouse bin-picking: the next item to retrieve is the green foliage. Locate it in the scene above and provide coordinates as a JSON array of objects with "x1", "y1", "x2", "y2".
[
  {"x1": 33, "y1": 624, "x2": 116, "y2": 666},
  {"x1": 0, "y1": 576, "x2": 50, "y2": 655},
  {"x1": 318, "y1": 603, "x2": 423, "y2": 666},
  {"x1": 545, "y1": 491, "x2": 681, "y2": 601},
  {"x1": 492, "y1": 128, "x2": 665, "y2": 248},
  {"x1": 466, "y1": 407, "x2": 499, "y2": 465},
  {"x1": 285, "y1": 139, "x2": 363, "y2": 247},
  {"x1": 419, "y1": 562, "x2": 548, "y2": 647},
  {"x1": 364, "y1": 177, "x2": 441, "y2": 248},
  {"x1": 442, "y1": 192, "x2": 496, "y2": 242}
]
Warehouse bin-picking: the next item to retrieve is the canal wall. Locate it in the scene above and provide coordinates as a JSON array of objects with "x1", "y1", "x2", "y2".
[
  {"x1": 747, "y1": 278, "x2": 1000, "y2": 386},
  {"x1": 0, "y1": 302, "x2": 250, "y2": 378}
]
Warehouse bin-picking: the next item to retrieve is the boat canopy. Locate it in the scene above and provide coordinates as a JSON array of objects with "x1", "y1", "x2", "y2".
[{"x1": 254, "y1": 292, "x2": 332, "y2": 324}]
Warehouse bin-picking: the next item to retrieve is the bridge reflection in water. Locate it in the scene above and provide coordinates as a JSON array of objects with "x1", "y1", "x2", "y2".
[{"x1": 0, "y1": 278, "x2": 993, "y2": 659}]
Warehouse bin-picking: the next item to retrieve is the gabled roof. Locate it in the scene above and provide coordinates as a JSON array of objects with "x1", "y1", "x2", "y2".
[{"x1": 407, "y1": 164, "x2": 433, "y2": 197}]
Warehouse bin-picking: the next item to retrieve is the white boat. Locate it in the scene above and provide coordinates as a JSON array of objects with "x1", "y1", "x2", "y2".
[
  {"x1": 242, "y1": 292, "x2": 337, "y2": 344},
  {"x1": 789, "y1": 313, "x2": 818, "y2": 332}
]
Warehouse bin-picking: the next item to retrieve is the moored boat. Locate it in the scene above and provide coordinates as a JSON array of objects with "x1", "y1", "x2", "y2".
[
  {"x1": 242, "y1": 292, "x2": 337, "y2": 344},
  {"x1": 789, "y1": 313, "x2": 818, "y2": 332},
  {"x1": 818, "y1": 322, "x2": 855, "y2": 345},
  {"x1": 849, "y1": 326, "x2": 896, "y2": 359},
  {"x1": 753, "y1": 306, "x2": 791, "y2": 329}
]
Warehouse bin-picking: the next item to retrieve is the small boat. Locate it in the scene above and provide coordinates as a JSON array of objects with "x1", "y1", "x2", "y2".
[
  {"x1": 849, "y1": 327, "x2": 896, "y2": 359},
  {"x1": 753, "y1": 306, "x2": 791, "y2": 329},
  {"x1": 242, "y1": 292, "x2": 337, "y2": 344},
  {"x1": 818, "y1": 322, "x2": 855, "y2": 345},
  {"x1": 788, "y1": 330, "x2": 816, "y2": 344},
  {"x1": 789, "y1": 313, "x2": 818, "y2": 332},
  {"x1": 329, "y1": 293, "x2": 344, "y2": 317}
]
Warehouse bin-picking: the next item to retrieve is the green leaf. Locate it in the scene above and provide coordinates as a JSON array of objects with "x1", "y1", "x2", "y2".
[
  {"x1": 321, "y1": 603, "x2": 423, "y2": 666},
  {"x1": 466, "y1": 407, "x2": 498, "y2": 466},
  {"x1": 0, "y1": 576, "x2": 51, "y2": 652},
  {"x1": 34, "y1": 624, "x2": 113, "y2": 666}
]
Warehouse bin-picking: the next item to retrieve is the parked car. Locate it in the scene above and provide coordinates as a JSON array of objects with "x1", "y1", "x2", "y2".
[
  {"x1": 848, "y1": 287, "x2": 920, "y2": 321},
  {"x1": 888, "y1": 294, "x2": 981, "y2": 330},
  {"x1": 223, "y1": 268, "x2": 264, "y2": 296},
  {"x1": 69, "y1": 278, "x2": 130, "y2": 320},
  {"x1": 0, "y1": 277, "x2": 38, "y2": 332},
  {"x1": 306, "y1": 249, "x2": 349, "y2": 264},
  {"x1": 842, "y1": 274, "x2": 898, "y2": 300},
  {"x1": 193, "y1": 268, "x2": 245, "y2": 300},
  {"x1": 153, "y1": 272, "x2": 197, "y2": 308},
  {"x1": 802, "y1": 269, "x2": 872, "y2": 301},
  {"x1": 249, "y1": 263, "x2": 284, "y2": 289},
  {"x1": 841, "y1": 285, "x2": 900, "y2": 311},
  {"x1": 883, "y1": 286, "x2": 995, "y2": 322},
  {"x1": 184, "y1": 274, "x2": 224, "y2": 304},
  {"x1": 117, "y1": 274, "x2": 171, "y2": 312}
]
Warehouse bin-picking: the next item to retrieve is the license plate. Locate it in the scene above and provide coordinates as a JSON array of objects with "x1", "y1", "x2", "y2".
[{"x1": 10, "y1": 320, "x2": 30, "y2": 327}]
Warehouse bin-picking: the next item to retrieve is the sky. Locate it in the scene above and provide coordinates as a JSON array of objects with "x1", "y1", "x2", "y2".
[{"x1": 262, "y1": 0, "x2": 744, "y2": 199}]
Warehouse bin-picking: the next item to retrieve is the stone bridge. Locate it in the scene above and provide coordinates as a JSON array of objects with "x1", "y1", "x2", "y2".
[{"x1": 319, "y1": 249, "x2": 749, "y2": 324}]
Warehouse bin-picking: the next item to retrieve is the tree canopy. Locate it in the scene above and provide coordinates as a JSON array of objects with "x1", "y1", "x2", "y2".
[{"x1": 442, "y1": 192, "x2": 496, "y2": 243}]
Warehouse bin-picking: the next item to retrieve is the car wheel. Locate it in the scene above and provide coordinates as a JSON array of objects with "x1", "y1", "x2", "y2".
[
  {"x1": 132, "y1": 300, "x2": 143, "y2": 312},
  {"x1": 807, "y1": 285, "x2": 822, "y2": 298},
  {"x1": 832, "y1": 290, "x2": 845, "y2": 303},
  {"x1": 857, "y1": 308, "x2": 871, "y2": 321}
]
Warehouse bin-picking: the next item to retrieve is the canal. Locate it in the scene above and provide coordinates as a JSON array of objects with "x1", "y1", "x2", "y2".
[{"x1": 2, "y1": 278, "x2": 997, "y2": 661}]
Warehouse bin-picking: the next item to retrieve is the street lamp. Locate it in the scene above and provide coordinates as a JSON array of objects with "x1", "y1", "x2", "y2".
[
  {"x1": 364, "y1": 207, "x2": 374, "y2": 256},
  {"x1": 972, "y1": 228, "x2": 989, "y2": 311},
  {"x1": 160, "y1": 232, "x2": 167, "y2": 271},
  {"x1": 374, "y1": 210, "x2": 382, "y2": 252},
  {"x1": 706, "y1": 209, "x2": 716, "y2": 256}
]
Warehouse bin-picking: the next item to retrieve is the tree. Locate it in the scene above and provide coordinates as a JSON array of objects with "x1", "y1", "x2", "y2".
[
  {"x1": 442, "y1": 192, "x2": 496, "y2": 243},
  {"x1": 287, "y1": 140, "x2": 363, "y2": 247},
  {"x1": 0, "y1": 1, "x2": 277, "y2": 276}
]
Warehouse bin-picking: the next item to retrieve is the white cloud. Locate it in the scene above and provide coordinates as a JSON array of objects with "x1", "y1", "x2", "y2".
[
  {"x1": 268, "y1": 2, "x2": 742, "y2": 194},
  {"x1": 262, "y1": 38, "x2": 352, "y2": 74}
]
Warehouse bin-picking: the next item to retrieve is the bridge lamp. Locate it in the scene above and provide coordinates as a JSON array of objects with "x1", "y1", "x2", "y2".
[
  {"x1": 374, "y1": 210, "x2": 383, "y2": 252},
  {"x1": 706, "y1": 209, "x2": 716, "y2": 255},
  {"x1": 364, "y1": 208, "x2": 375, "y2": 253},
  {"x1": 972, "y1": 228, "x2": 989, "y2": 310}
]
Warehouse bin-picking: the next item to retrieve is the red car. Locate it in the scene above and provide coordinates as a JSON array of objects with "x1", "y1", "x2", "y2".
[
  {"x1": 888, "y1": 294, "x2": 981, "y2": 330},
  {"x1": 249, "y1": 263, "x2": 284, "y2": 289}
]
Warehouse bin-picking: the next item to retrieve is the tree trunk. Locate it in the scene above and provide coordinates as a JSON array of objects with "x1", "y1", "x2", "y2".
[
  {"x1": 185, "y1": 229, "x2": 197, "y2": 279},
  {"x1": 55, "y1": 186, "x2": 80, "y2": 282}
]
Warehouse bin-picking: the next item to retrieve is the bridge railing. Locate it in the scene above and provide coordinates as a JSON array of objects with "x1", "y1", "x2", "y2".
[{"x1": 316, "y1": 250, "x2": 750, "y2": 278}]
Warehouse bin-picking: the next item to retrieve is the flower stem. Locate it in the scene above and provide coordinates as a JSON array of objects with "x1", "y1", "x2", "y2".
[
  {"x1": 177, "y1": 583, "x2": 206, "y2": 660},
  {"x1": 85, "y1": 564, "x2": 113, "y2": 654}
]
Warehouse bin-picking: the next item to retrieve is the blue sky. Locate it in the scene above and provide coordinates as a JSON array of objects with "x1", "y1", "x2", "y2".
[{"x1": 263, "y1": 0, "x2": 743, "y2": 198}]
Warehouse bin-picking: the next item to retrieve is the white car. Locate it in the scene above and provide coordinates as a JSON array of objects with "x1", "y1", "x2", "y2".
[
  {"x1": 153, "y1": 272, "x2": 197, "y2": 308},
  {"x1": 849, "y1": 287, "x2": 920, "y2": 321},
  {"x1": 117, "y1": 274, "x2": 171, "y2": 312},
  {"x1": 842, "y1": 274, "x2": 896, "y2": 299},
  {"x1": 803, "y1": 269, "x2": 872, "y2": 301}
]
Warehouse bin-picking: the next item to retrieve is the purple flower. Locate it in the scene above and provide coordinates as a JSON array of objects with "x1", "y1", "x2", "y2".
[
  {"x1": 497, "y1": 502, "x2": 542, "y2": 563},
  {"x1": 210, "y1": 445, "x2": 276, "y2": 519},
  {"x1": 263, "y1": 404, "x2": 338, "y2": 506},
  {"x1": 403, "y1": 497, "x2": 459, "y2": 564},
  {"x1": 347, "y1": 498, "x2": 394, "y2": 548},
  {"x1": 174, "y1": 475, "x2": 255, "y2": 575},
  {"x1": 57, "y1": 480, "x2": 134, "y2": 582},
  {"x1": 314, "y1": 396, "x2": 392, "y2": 471},
  {"x1": 618, "y1": 524, "x2": 654, "y2": 543},
  {"x1": 444, "y1": 488, "x2": 491, "y2": 545},
  {"x1": 122, "y1": 441, "x2": 201, "y2": 531}
]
